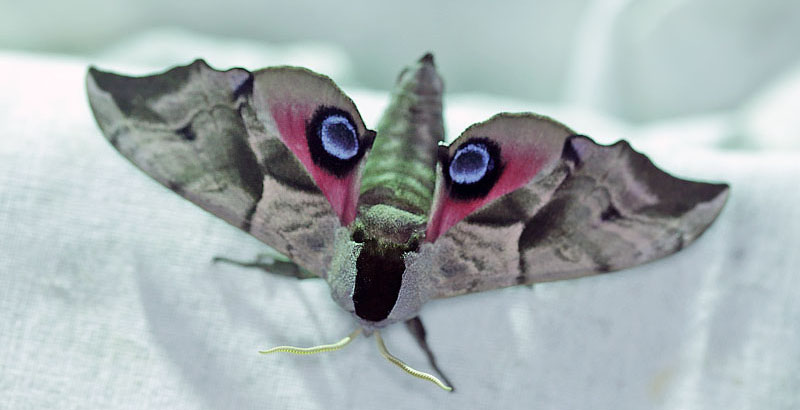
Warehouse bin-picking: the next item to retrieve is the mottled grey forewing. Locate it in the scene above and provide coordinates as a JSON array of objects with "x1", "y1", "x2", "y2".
[
  {"x1": 86, "y1": 60, "x2": 338, "y2": 277},
  {"x1": 427, "y1": 135, "x2": 729, "y2": 298}
]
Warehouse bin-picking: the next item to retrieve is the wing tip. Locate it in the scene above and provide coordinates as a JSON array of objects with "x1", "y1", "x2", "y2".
[{"x1": 704, "y1": 181, "x2": 731, "y2": 221}]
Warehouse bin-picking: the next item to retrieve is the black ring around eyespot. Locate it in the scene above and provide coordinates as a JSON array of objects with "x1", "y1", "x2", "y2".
[
  {"x1": 441, "y1": 137, "x2": 503, "y2": 200},
  {"x1": 306, "y1": 106, "x2": 367, "y2": 178}
]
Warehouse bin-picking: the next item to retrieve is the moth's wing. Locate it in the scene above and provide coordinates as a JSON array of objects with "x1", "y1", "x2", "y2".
[
  {"x1": 423, "y1": 113, "x2": 729, "y2": 298},
  {"x1": 87, "y1": 60, "x2": 374, "y2": 277}
]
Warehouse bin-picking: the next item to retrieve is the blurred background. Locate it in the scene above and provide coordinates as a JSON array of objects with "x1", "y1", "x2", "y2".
[{"x1": 2, "y1": 0, "x2": 800, "y2": 130}]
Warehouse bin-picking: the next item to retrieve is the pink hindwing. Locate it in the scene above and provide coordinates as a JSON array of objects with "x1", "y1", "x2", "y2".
[
  {"x1": 251, "y1": 68, "x2": 375, "y2": 225},
  {"x1": 426, "y1": 114, "x2": 573, "y2": 241}
]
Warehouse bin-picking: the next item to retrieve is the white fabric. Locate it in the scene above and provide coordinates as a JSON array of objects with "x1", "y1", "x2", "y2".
[{"x1": 1, "y1": 42, "x2": 799, "y2": 409}]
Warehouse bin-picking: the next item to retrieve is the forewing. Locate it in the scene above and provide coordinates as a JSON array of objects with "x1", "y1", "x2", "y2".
[
  {"x1": 424, "y1": 114, "x2": 729, "y2": 298},
  {"x1": 87, "y1": 60, "x2": 374, "y2": 277}
]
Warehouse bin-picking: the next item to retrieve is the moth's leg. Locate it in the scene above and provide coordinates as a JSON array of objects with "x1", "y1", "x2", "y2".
[
  {"x1": 404, "y1": 316, "x2": 455, "y2": 391},
  {"x1": 212, "y1": 252, "x2": 316, "y2": 279}
]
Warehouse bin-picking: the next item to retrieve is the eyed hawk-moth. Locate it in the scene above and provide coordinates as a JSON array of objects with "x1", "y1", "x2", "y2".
[{"x1": 86, "y1": 53, "x2": 729, "y2": 391}]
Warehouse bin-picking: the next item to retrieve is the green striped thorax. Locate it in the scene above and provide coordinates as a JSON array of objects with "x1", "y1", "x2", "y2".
[{"x1": 327, "y1": 54, "x2": 444, "y2": 329}]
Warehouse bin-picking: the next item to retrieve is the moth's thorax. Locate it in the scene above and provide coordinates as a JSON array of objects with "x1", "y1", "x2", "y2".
[{"x1": 326, "y1": 205, "x2": 433, "y2": 329}]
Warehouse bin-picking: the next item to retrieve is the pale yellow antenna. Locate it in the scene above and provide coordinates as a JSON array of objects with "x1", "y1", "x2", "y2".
[
  {"x1": 259, "y1": 328, "x2": 362, "y2": 355},
  {"x1": 374, "y1": 330, "x2": 453, "y2": 392},
  {"x1": 260, "y1": 328, "x2": 453, "y2": 392}
]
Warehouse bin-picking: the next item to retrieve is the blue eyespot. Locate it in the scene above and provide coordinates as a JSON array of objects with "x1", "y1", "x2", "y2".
[
  {"x1": 319, "y1": 114, "x2": 358, "y2": 160},
  {"x1": 449, "y1": 143, "x2": 493, "y2": 184}
]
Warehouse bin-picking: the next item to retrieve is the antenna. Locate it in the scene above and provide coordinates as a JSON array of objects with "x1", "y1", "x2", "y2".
[
  {"x1": 374, "y1": 330, "x2": 453, "y2": 392},
  {"x1": 260, "y1": 327, "x2": 453, "y2": 392},
  {"x1": 259, "y1": 328, "x2": 362, "y2": 355}
]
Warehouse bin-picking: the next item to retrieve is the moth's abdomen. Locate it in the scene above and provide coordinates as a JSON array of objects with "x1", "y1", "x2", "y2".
[{"x1": 359, "y1": 54, "x2": 444, "y2": 216}]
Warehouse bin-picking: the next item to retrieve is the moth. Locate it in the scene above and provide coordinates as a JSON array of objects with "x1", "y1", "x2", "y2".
[{"x1": 86, "y1": 53, "x2": 729, "y2": 391}]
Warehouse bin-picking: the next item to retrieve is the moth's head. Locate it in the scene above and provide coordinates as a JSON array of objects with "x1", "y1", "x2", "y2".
[{"x1": 326, "y1": 205, "x2": 433, "y2": 329}]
